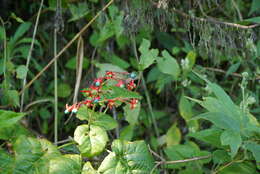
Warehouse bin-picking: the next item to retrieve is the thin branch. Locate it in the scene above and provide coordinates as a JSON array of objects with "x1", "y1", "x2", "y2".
[
  {"x1": 20, "y1": 0, "x2": 44, "y2": 112},
  {"x1": 19, "y1": 0, "x2": 115, "y2": 95},
  {"x1": 204, "y1": 67, "x2": 260, "y2": 80}
]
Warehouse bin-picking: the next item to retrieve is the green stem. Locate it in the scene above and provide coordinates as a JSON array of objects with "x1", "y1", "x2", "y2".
[{"x1": 54, "y1": 28, "x2": 58, "y2": 144}]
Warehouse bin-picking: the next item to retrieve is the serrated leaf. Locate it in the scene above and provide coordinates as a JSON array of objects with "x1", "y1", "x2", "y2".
[
  {"x1": 194, "y1": 112, "x2": 240, "y2": 132},
  {"x1": 157, "y1": 50, "x2": 180, "y2": 80},
  {"x1": 2, "y1": 90, "x2": 20, "y2": 107},
  {"x1": 166, "y1": 124, "x2": 181, "y2": 146},
  {"x1": 0, "y1": 148, "x2": 14, "y2": 174},
  {"x1": 0, "y1": 110, "x2": 25, "y2": 128},
  {"x1": 74, "y1": 124, "x2": 108, "y2": 157},
  {"x1": 13, "y1": 136, "x2": 61, "y2": 174},
  {"x1": 138, "y1": 39, "x2": 159, "y2": 70},
  {"x1": 98, "y1": 139, "x2": 156, "y2": 174},
  {"x1": 220, "y1": 130, "x2": 242, "y2": 158},
  {"x1": 16, "y1": 65, "x2": 28, "y2": 79},
  {"x1": 124, "y1": 101, "x2": 140, "y2": 125},
  {"x1": 49, "y1": 155, "x2": 81, "y2": 174},
  {"x1": 76, "y1": 106, "x2": 117, "y2": 130},
  {"x1": 188, "y1": 128, "x2": 223, "y2": 148},
  {"x1": 105, "y1": 86, "x2": 142, "y2": 99}
]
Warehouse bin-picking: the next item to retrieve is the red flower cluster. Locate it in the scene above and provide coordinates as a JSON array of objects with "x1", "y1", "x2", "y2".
[{"x1": 64, "y1": 71, "x2": 139, "y2": 114}]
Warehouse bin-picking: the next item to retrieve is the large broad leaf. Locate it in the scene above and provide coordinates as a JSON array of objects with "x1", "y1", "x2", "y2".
[
  {"x1": 0, "y1": 110, "x2": 26, "y2": 128},
  {"x1": 164, "y1": 143, "x2": 211, "y2": 169},
  {"x1": 119, "y1": 125, "x2": 135, "y2": 141},
  {"x1": 157, "y1": 50, "x2": 180, "y2": 80},
  {"x1": 245, "y1": 142, "x2": 260, "y2": 163},
  {"x1": 123, "y1": 101, "x2": 140, "y2": 125},
  {"x1": 98, "y1": 139, "x2": 156, "y2": 174},
  {"x1": 76, "y1": 106, "x2": 117, "y2": 130},
  {"x1": 212, "y1": 150, "x2": 231, "y2": 165},
  {"x1": 194, "y1": 112, "x2": 240, "y2": 132},
  {"x1": 188, "y1": 128, "x2": 223, "y2": 148},
  {"x1": 218, "y1": 162, "x2": 258, "y2": 174},
  {"x1": 0, "y1": 123, "x2": 30, "y2": 141},
  {"x1": 138, "y1": 39, "x2": 159, "y2": 70},
  {"x1": 74, "y1": 124, "x2": 108, "y2": 157},
  {"x1": 0, "y1": 148, "x2": 14, "y2": 174},
  {"x1": 49, "y1": 154, "x2": 81, "y2": 174},
  {"x1": 249, "y1": 0, "x2": 260, "y2": 15},
  {"x1": 10, "y1": 22, "x2": 31, "y2": 44},
  {"x1": 220, "y1": 130, "x2": 242, "y2": 158},
  {"x1": 13, "y1": 136, "x2": 61, "y2": 174}
]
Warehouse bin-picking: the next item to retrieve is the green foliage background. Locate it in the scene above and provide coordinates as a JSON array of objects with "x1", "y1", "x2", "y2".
[{"x1": 0, "y1": 0, "x2": 260, "y2": 173}]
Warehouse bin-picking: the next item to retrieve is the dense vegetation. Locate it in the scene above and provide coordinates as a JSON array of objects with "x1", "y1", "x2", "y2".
[{"x1": 0, "y1": 0, "x2": 260, "y2": 173}]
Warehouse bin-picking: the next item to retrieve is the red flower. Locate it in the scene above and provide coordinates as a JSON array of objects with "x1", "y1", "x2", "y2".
[
  {"x1": 115, "y1": 80, "x2": 125, "y2": 88},
  {"x1": 65, "y1": 103, "x2": 79, "y2": 114},
  {"x1": 90, "y1": 85, "x2": 100, "y2": 94},
  {"x1": 105, "y1": 71, "x2": 115, "y2": 79},
  {"x1": 80, "y1": 90, "x2": 92, "y2": 96},
  {"x1": 107, "y1": 99, "x2": 115, "y2": 109},
  {"x1": 93, "y1": 96, "x2": 101, "y2": 103},
  {"x1": 127, "y1": 80, "x2": 136, "y2": 90},
  {"x1": 129, "y1": 99, "x2": 138, "y2": 109},
  {"x1": 83, "y1": 99, "x2": 93, "y2": 107}
]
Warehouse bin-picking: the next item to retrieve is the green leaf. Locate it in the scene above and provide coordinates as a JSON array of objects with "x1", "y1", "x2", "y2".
[
  {"x1": 194, "y1": 112, "x2": 240, "y2": 132},
  {"x1": 218, "y1": 162, "x2": 258, "y2": 174},
  {"x1": 188, "y1": 128, "x2": 223, "y2": 148},
  {"x1": 0, "y1": 148, "x2": 14, "y2": 174},
  {"x1": 119, "y1": 125, "x2": 135, "y2": 141},
  {"x1": 98, "y1": 139, "x2": 156, "y2": 174},
  {"x1": 179, "y1": 95, "x2": 198, "y2": 132},
  {"x1": 245, "y1": 142, "x2": 260, "y2": 162},
  {"x1": 138, "y1": 39, "x2": 159, "y2": 70},
  {"x1": 57, "y1": 83, "x2": 71, "y2": 98},
  {"x1": 49, "y1": 155, "x2": 82, "y2": 174},
  {"x1": 13, "y1": 136, "x2": 61, "y2": 174},
  {"x1": 157, "y1": 50, "x2": 180, "y2": 80},
  {"x1": 0, "y1": 110, "x2": 25, "y2": 128},
  {"x1": 68, "y1": 2, "x2": 89, "y2": 22},
  {"x1": 82, "y1": 162, "x2": 98, "y2": 174},
  {"x1": 166, "y1": 123, "x2": 181, "y2": 146},
  {"x1": 76, "y1": 106, "x2": 117, "y2": 130},
  {"x1": 92, "y1": 114, "x2": 118, "y2": 131},
  {"x1": 0, "y1": 123, "x2": 30, "y2": 141},
  {"x1": 220, "y1": 130, "x2": 242, "y2": 158},
  {"x1": 11, "y1": 22, "x2": 31, "y2": 44},
  {"x1": 74, "y1": 124, "x2": 108, "y2": 157},
  {"x1": 212, "y1": 150, "x2": 231, "y2": 165},
  {"x1": 185, "y1": 51, "x2": 196, "y2": 69},
  {"x1": 249, "y1": 0, "x2": 260, "y2": 15},
  {"x1": 164, "y1": 143, "x2": 211, "y2": 169},
  {"x1": 65, "y1": 56, "x2": 89, "y2": 70},
  {"x1": 105, "y1": 86, "x2": 142, "y2": 99},
  {"x1": 2, "y1": 90, "x2": 20, "y2": 107},
  {"x1": 16, "y1": 65, "x2": 28, "y2": 79},
  {"x1": 123, "y1": 101, "x2": 140, "y2": 125},
  {"x1": 245, "y1": 16, "x2": 260, "y2": 23}
]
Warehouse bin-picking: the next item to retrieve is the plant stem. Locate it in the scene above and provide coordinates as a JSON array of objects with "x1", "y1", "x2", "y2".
[
  {"x1": 54, "y1": 28, "x2": 58, "y2": 144},
  {"x1": 20, "y1": 0, "x2": 44, "y2": 112}
]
